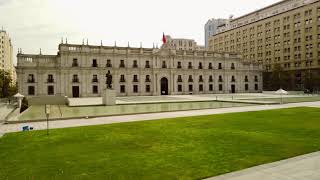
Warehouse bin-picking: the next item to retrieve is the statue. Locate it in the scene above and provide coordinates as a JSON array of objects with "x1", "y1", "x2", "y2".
[{"x1": 106, "y1": 70, "x2": 113, "y2": 89}]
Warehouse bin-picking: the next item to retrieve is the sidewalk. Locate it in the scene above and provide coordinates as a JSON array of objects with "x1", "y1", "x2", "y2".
[
  {"x1": 205, "y1": 151, "x2": 320, "y2": 180},
  {"x1": 1, "y1": 101, "x2": 319, "y2": 136}
]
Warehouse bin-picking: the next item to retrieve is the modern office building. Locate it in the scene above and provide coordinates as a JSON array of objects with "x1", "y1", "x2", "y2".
[
  {"x1": 16, "y1": 41, "x2": 262, "y2": 97},
  {"x1": 0, "y1": 29, "x2": 14, "y2": 81},
  {"x1": 205, "y1": 18, "x2": 227, "y2": 48},
  {"x1": 208, "y1": 0, "x2": 320, "y2": 90}
]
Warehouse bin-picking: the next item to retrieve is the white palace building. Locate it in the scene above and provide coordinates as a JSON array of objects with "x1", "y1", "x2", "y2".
[{"x1": 16, "y1": 40, "x2": 263, "y2": 98}]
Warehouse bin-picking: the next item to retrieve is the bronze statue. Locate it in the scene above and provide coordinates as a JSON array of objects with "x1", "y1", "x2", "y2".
[{"x1": 106, "y1": 70, "x2": 113, "y2": 89}]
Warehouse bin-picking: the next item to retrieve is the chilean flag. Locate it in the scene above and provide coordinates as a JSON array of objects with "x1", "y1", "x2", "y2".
[{"x1": 162, "y1": 33, "x2": 167, "y2": 44}]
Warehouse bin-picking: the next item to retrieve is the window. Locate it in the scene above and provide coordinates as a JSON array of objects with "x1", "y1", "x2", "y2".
[
  {"x1": 198, "y1": 62, "x2": 203, "y2": 69},
  {"x1": 188, "y1": 85, "x2": 193, "y2": 92},
  {"x1": 255, "y1": 84, "x2": 259, "y2": 90},
  {"x1": 199, "y1": 84, "x2": 203, "y2": 92},
  {"x1": 106, "y1": 59, "x2": 112, "y2": 67},
  {"x1": 28, "y1": 86, "x2": 35, "y2": 95},
  {"x1": 188, "y1": 62, "x2": 192, "y2": 69},
  {"x1": 254, "y1": 76, "x2": 258, "y2": 82},
  {"x1": 145, "y1": 61, "x2": 150, "y2": 68},
  {"x1": 47, "y1": 86, "x2": 54, "y2": 95},
  {"x1": 145, "y1": 75, "x2": 151, "y2": 82},
  {"x1": 92, "y1": 75, "x2": 98, "y2": 83},
  {"x1": 47, "y1": 74, "x2": 54, "y2": 83},
  {"x1": 218, "y1": 76, "x2": 223, "y2": 82},
  {"x1": 72, "y1": 75, "x2": 79, "y2": 83},
  {"x1": 120, "y1": 60, "x2": 125, "y2": 68},
  {"x1": 245, "y1": 84, "x2": 249, "y2": 91},
  {"x1": 219, "y1": 84, "x2": 223, "y2": 91},
  {"x1": 209, "y1": 75, "x2": 213, "y2": 82},
  {"x1": 133, "y1": 75, "x2": 139, "y2": 82},
  {"x1": 92, "y1": 85, "x2": 98, "y2": 94},
  {"x1": 188, "y1": 75, "x2": 193, "y2": 82},
  {"x1": 133, "y1": 85, "x2": 138, "y2": 93},
  {"x1": 133, "y1": 60, "x2": 138, "y2": 68},
  {"x1": 178, "y1": 85, "x2": 182, "y2": 92},
  {"x1": 120, "y1": 75, "x2": 125, "y2": 82},
  {"x1": 199, "y1": 75, "x2": 203, "y2": 82},
  {"x1": 177, "y1": 75, "x2": 183, "y2": 82},
  {"x1": 231, "y1": 76, "x2": 236, "y2": 82},
  {"x1": 72, "y1": 58, "x2": 78, "y2": 67},
  {"x1": 177, "y1": 61, "x2": 182, "y2": 68},
  {"x1": 245, "y1": 76, "x2": 249, "y2": 82},
  {"x1": 92, "y1": 59, "x2": 98, "y2": 67},
  {"x1": 162, "y1": 61, "x2": 167, "y2": 68},
  {"x1": 120, "y1": 85, "x2": 125, "y2": 93},
  {"x1": 146, "y1": 85, "x2": 151, "y2": 92},
  {"x1": 218, "y1": 63, "x2": 222, "y2": 69},
  {"x1": 208, "y1": 63, "x2": 213, "y2": 69},
  {"x1": 209, "y1": 84, "x2": 213, "y2": 91},
  {"x1": 28, "y1": 74, "x2": 35, "y2": 83},
  {"x1": 231, "y1": 63, "x2": 235, "y2": 70}
]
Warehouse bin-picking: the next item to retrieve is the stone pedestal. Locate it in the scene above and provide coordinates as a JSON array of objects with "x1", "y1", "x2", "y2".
[{"x1": 103, "y1": 89, "x2": 116, "y2": 106}]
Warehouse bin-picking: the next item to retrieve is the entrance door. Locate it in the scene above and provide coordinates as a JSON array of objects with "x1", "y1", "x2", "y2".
[
  {"x1": 72, "y1": 86, "x2": 80, "y2": 98},
  {"x1": 160, "y1": 77, "x2": 168, "y2": 95},
  {"x1": 231, "y1": 85, "x2": 236, "y2": 93}
]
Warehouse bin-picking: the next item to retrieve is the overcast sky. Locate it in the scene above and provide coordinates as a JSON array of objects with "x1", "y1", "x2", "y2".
[{"x1": 0, "y1": 0, "x2": 281, "y2": 64}]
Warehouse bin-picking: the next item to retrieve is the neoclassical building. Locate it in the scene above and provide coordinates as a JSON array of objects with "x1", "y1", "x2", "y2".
[{"x1": 16, "y1": 42, "x2": 263, "y2": 97}]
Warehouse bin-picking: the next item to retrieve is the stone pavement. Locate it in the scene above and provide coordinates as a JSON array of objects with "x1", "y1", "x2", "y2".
[
  {"x1": 205, "y1": 151, "x2": 320, "y2": 180},
  {"x1": 1, "y1": 101, "x2": 319, "y2": 135}
]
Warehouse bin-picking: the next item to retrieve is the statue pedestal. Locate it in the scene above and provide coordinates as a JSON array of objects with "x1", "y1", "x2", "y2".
[{"x1": 103, "y1": 89, "x2": 116, "y2": 106}]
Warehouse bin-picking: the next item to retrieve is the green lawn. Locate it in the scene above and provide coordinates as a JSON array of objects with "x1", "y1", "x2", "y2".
[{"x1": 1, "y1": 107, "x2": 320, "y2": 180}]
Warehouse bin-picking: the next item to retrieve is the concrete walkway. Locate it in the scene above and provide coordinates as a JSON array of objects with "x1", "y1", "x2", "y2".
[
  {"x1": 1, "y1": 101, "x2": 319, "y2": 136},
  {"x1": 205, "y1": 151, "x2": 320, "y2": 180}
]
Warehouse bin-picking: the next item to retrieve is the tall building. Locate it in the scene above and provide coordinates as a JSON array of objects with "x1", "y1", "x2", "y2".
[
  {"x1": 0, "y1": 29, "x2": 14, "y2": 79},
  {"x1": 204, "y1": 19, "x2": 227, "y2": 48},
  {"x1": 16, "y1": 42, "x2": 262, "y2": 97},
  {"x1": 209, "y1": 0, "x2": 320, "y2": 91}
]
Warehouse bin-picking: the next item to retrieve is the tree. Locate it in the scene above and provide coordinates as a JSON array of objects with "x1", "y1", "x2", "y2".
[{"x1": 0, "y1": 70, "x2": 17, "y2": 98}]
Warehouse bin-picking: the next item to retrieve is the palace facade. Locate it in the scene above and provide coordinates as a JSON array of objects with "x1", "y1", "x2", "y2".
[{"x1": 16, "y1": 43, "x2": 263, "y2": 97}]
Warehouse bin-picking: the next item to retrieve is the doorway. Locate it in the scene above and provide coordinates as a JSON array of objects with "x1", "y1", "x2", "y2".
[
  {"x1": 72, "y1": 86, "x2": 80, "y2": 98},
  {"x1": 231, "y1": 85, "x2": 236, "y2": 93},
  {"x1": 161, "y1": 77, "x2": 168, "y2": 95}
]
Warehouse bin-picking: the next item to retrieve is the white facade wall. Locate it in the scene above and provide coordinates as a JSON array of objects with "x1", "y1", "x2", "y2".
[{"x1": 17, "y1": 44, "x2": 263, "y2": 97}]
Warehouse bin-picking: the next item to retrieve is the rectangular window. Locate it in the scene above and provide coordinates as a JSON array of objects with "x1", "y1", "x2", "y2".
[
  {"x1": 219, "y1": 84, "x2": 223, "y2": 91},
  {"x1": 92, "y1": 59, "x2": 98, "y2": 67},
  {"x1": 199, "y1": 84, "x2": 203, "y2": 92},
  {"x1": 106, "y1": 59, "x2": 112, "y2": 67},
  {"x1": 255, "y1": 84, "x2": 259, "y2": 90},
  {"x1": 92, "y1": 86, "x2": 98, "y2": 94},
  {"x1": 120, "y1": 85, "x2": 125, "y2": 93},
  {"x1": 188, "y1": 85, "x2": 193, "y2": 92},
  {"x1": 146, "y1": 85, "x2": 151, "y2": 92},
  {"x1": 47, "y1": 74, "x2": 54, "y2": 83},
  {"x1": 178, "y1": 85, "x2": 182, "y2": 92},
  {"x1": 133, "y1": 85, "x2": 138, "y2": 93},
  {"x1": 28, "y1": 86, "x2": 35, "y2": 95},
  {"x1": 120, "y1": 60, "x2": 125, "y2": 68},
  {"x1": 72, "y1": 58, "x2": 78, "y2": 67},
  {"x1": 245, "y1": 84, "x2": 249, "y2": 91},
  {"x1": 209, "y1": 84, "x2": 213, "y2": 91},
  {"x1": 47, "y1": 86, "x2": 54, "y2": 95},
  {"x1": 218, "y1": 63, "x2": 222, "y2": 69}
]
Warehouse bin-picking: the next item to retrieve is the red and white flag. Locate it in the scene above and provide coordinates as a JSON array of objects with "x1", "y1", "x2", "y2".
[{"x1": 162, "y1": 33, "x2": 167, "y2": 44}]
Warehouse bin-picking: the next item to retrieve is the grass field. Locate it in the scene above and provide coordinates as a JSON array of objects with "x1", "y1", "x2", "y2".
[
  {"x1": 17, "y1": 101, "x2": 250, "y2": 121},
  {"x1": 1, "y1": 107, "x2": 320, "y2": 179}
]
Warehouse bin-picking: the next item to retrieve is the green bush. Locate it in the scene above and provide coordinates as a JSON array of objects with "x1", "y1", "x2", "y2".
[{"x1": 20, "y1": 97, "x2": 29, "y2": 113}]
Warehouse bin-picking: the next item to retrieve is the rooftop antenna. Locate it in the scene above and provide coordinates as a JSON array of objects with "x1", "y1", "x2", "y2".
[
  {"x1": 127, "y1": 41, "x2": 130, "y2": 47},
  {"x1": 114, "y1": 41, "x2": 117, "y2": 47},
  {"x1": 101, "y1": 40, "x2": 103, "y2": 46},
  {"x1": 40, "y1": 48, "x2": 42, "y2": 55}
]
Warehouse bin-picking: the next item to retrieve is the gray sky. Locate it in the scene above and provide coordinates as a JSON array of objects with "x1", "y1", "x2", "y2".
[{"x1": 0, "y1": 0, "x2": 280, "y2": 64}]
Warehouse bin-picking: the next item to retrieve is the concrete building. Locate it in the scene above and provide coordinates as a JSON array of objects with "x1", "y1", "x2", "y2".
[
  {"x1": 205, "y1": 19, "x2": 227, "y2": 48},
  {"x1": 164, "y1": 35, "x2": 206, "y2": 51},
  {"x1": 208, "y1": 0, "x2": 320, "y2": 90},
  {"x1": 0, "y1": 29, "x2": 14, "y2": 81},
  {"x1": 16, "y1": 41, "x2": 262, "y2": 98}
]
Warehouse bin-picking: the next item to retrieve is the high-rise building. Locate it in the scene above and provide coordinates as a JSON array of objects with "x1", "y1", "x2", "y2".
[
  {"x1": 0, "y1": 29, "x2": 14, "y2": 81},
  {"x1": 204, "y1": 19, "x2": 227, "y2": 48},
  {"x1": 209, "y1": 0, "x2": 320, "y2": 91}
]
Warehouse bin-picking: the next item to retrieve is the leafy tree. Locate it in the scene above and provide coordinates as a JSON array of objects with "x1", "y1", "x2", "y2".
[{"x1": 0, "y1": 70, "x2": 17, "y2": 98}]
